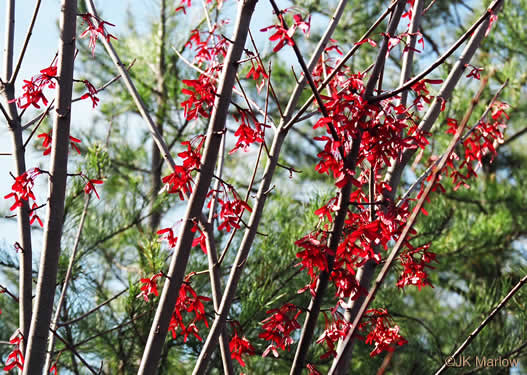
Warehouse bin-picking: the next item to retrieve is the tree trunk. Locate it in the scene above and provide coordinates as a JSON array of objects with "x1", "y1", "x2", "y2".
[{"x1": 22, "y1": 0, "x2": 77, "y2": 372}]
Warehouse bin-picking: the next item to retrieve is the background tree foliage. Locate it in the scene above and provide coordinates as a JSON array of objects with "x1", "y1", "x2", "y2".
[{"x1": 1, "y1": 0, "x2": 526, "y2": 374}]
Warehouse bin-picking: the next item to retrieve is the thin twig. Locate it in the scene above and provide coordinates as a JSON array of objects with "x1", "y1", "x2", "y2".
[
  {"x1": 0, "y1": 284, "x2": 19, "y2": 302},
  {"x1": 435, "y1": 274, "x2": 527, "y2": 375},
  {"x1": 369, "y1": 0, "x2": 504, "y2": 102},
  {"x1": 283, "y1": 2, "x2": 397, "y2": 130},
  {"x1": 44, "y1": 195, "x2": 91, "y2": 371},
  {"x1": 72, "y1": 311, "x2": 150, "y2": 349},
  {"x1": 49, "y1": 328, "x2": 100, "y2": 375},
  {"x1": 57, "y1": 288, "x2": 128, "y2": 327},
  {"x1": 398, "y1": 79, "x2": 508, "y2": 205},
  {"x1": 9, "y1": 0, "x2": 43, "y2": 84},
  {"x1": 23, "y1": 99, "x2": 55, "y2": 148}
]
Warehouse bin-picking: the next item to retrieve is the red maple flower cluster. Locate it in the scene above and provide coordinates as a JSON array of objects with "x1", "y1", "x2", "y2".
[
  {"x1": 186, "y1": 27, "x2": 229, "y2": 68},
  {"x1": 208, "y1": 186, "x2": 253, "y2": 232},
  {"x1": 175, "y1": 0, "x2": 225, "y2": 15},
  {"x1": 439, "y1": 101, "x2": 508, "y2": 192},
  {"x1": 260, "y1": 11, "x2": 311, "y2": 52},
  {"x1": 79, "y1": 13, "x2": 117, "y2": 56},
  {"x1": 465, "y1": 64, "x2": 484, "y2": 80},
  {"x1": 316, "y1": 312, "x2": 351, "y2": 359},
  {"x1": 229, "y1": 322, "x2": 256, "y2": 367},
  {"x1": 179, "y1": 26, "x2": 231, "y2": 121},
  {"x1": 358, "y1": 309, "x2": 407, "y2": 357},
  {"x1": 37, "y1": 131, "x2": 82, "y2": 156},
  {"x1": 246, "y1": 61, "x2": 269, "y2": 93},
  {"x1": 191, "y1": 224, "x2": 208, "y2": 254},
  {"x1": 168, "y1": 276, "x2": 211, "y2": 342},
  {"x1": 306, "y1": 363, "x2": 322, "y2": 375},
  {"x1": 461, "y1": 102, "x2": 508, "y2": 168},
  {"x1": 10, "y1": 60, "x2": 57, "y2": 109},
  {"x1": 162, "y1": 165, "x2": 194, "y2": 200},
  {"x1": 410, "y1": 78, "x2": 443, "y2": 111},
  {"x1": 397, "y1": 243, "x2": 437, "y2": 290},
  {"x1": 157, "y1": 227, "x2": 178, "y2": 248},
  {"x1": 137, "y1": 272, "x2": 163, "y2": 302},
  {"x1": 80, "y1": 79, "x2": 100, "y2": 107},
  {"x1": 162, "y1": 135, "x2": 205, "y2": 199},
  {"x1": 230, "y1": 109, "x2": 266, "y2": 154},
  {"x1": 295, "y1": 232, "x2": 332, "y2": 279},
  {"x1": 259, "y1": 303, "x2": 302, "y2": 358},
  {"x1": 181, "y1": 76, "x2": 217, "y2": 121},
  {"x1": 4, "y1": 168, "x2": 44, "y2": 227},
  {"x1": 81, "y1": 173, "x2": 104, "y2": 200},
  {"x1": 3, "y1": 330, "x2": 24, "y2": 371},
  {"x1": 290, "y1": 30, "x2": 459, "y2": 357}
]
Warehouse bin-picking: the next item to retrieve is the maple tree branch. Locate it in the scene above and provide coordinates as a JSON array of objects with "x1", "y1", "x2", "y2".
[
  {"x1": 369, "y1": 0, "x2": 504, "y2": 102},
  {"x1": 48, "y1": 328, "x2": 100, "y2": 375},
  {"x1": 44, "y1": 195, "x2": 90, "y2": 372},
  {"x1": 434, "y1": 274, "x2": 527, "y2": 375},
  {"x1": 204, "y1": 133, "x2": 235, "y2": 375},
  {"x1": 290, "y1": 3, "x2": 407, "y2": 374},
  {"x1": 329, "y1": 71, "x2": 489, "y2": 375},
  {"x1": 2, "y1": 1, "x2": 15, "y2": 82},
  {"x1": 2, "y1": 0, "x2": 34, "y2": 353},
  {"x1": 192, "y1": 0, "x2": 353, "y2": 372},
  {"x1": 57, "y1": 288, "x2": 128, "y2": 327},
  {"x1": 149, "y1": 0, "x2": 167, "y2": 232},
  {"x1": 399, "y1": 79, "x2": 507, "y2": 205},
  {"x1": 138, "y1": 0, "x2": 259, "y2": 373},
  {"x1": 283, "y1": 1, "x2": 397, "y2": 130},
  {"x1": 22, "y1": 0, "x2": 77, "y2": 373}
]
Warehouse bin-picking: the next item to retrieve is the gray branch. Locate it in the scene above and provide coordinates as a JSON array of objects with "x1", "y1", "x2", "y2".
[{"x1": 22, "y1": 0, "x2": 78, "y2": 373}]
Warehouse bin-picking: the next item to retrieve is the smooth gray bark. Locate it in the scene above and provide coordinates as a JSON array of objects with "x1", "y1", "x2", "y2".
[
  {"x1": 22, "y1": 0, "x2": 77, "y2": 373},
  {"x1": 289, "y1": 3, "x2": 406, "y2": 373},
  {"x1": 192, "y1": 1, "x2": 352, "y2": 373},
  {"x1": 2, "y1": 0, "x2": 33, "y2": 351},
  {"x1": 137, "y1": 1, "x2": 258, "y2": 373}
]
